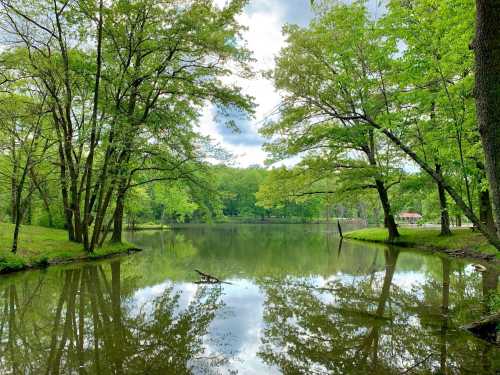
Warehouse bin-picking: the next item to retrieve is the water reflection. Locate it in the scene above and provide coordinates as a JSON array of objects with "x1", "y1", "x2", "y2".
[
  {"x1": 0, "y1": 262, "x2": 224, "y2": 374},
  {"x1": 258, "y1": 247, "x2": 499, "y2": 375},
  {"x1": 0, "y1": 225, "x2": 498, "y2": 374}
]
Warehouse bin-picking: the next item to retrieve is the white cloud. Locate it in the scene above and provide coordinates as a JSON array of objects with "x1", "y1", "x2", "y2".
[{"x1": 198, "y1": 0, "x2": 293, "y2": 167}]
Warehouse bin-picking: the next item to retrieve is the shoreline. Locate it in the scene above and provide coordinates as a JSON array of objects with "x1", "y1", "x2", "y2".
[
  {"x1": 0, "y1": 247, "x2": 142, "y2": 276},
  {"x1": 344, "y1": 227, "x2": 499, "y2": 265},
  {"x1": 0, "y1": 222, "x2": 143, "y2": 276}
]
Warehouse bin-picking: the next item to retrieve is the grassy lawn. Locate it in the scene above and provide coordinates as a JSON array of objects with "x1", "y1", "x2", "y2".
[
  {"x1": 0, "y1": 222, "x2": 136, "y2": 274},
  {"x1": 344, "y1": 226, "x2": 499, "y2": 259}
]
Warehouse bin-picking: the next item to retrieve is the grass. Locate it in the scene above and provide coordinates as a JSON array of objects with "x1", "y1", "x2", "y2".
[
  {"x1": 344, "y1": 226, "x2": 499, "y2": 260},
  {"x1": 0, "y1": 222, "x2": 138, "y2": 274}
]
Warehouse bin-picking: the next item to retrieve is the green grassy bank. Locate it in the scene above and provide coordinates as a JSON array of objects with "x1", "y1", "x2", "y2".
[
  {"x1": 0, "y1": 223, "x2": 139, "y2": 274},
  {"x1": 344, "y1": 227, "x2": 499, "y2": 262}
]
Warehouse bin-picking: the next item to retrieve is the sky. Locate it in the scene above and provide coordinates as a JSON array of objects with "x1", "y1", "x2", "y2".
[
  {"x1": 199, "y1": 0, "x2": 315, "y2": 167},
  {"x1": 201, "y1": 0, "x2": 385, "y2": 168}
]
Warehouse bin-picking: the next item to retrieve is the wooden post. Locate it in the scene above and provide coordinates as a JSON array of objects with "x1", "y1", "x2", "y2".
[{"x1": 337, "y1": 220, "x2": 343, "y2": 238}]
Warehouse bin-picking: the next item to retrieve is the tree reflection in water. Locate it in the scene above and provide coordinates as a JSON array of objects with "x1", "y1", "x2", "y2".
[
  {"x1": 258, "y1": 248, "x2": 499, "y2": 375},
  {"x1": 0, "y1": 261, "x2": 224, "y2": 374}
]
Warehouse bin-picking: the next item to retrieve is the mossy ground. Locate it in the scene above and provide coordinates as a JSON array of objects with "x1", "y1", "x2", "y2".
[
  {"x1": 0, "y1": 223, "x2": 136, "y2": 274},
  {"x1": 344, "y1": 227, "x2": 499, "y2": 260}
]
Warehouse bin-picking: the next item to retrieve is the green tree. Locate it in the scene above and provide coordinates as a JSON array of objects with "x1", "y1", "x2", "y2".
[
  {"x1": 298, "y1": 1, "x2": 500, "y2": 249},
  {"x1": 261, "y1": 4, "x2": 404, "y2": 239},
  {"x1": 0, "y1": 0, "x2": 254, "y2": 250}
]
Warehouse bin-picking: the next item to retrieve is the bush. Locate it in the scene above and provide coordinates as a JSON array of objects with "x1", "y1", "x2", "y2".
[{"x1": 0, "y1": 255, "x2": 26, "y2": 273}]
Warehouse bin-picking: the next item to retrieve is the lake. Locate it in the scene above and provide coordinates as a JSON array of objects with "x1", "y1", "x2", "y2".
[{"x1": 0, "y1": 224, "x2": 498, "y2": 374}]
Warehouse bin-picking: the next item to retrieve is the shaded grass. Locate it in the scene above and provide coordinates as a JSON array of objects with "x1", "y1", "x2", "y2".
[
  {"x1": 344, "y1": 227, "x2": 499, "y2": 259},
  {"x1": 0, "y1": 222, "x2": 138, "y2": 274}
]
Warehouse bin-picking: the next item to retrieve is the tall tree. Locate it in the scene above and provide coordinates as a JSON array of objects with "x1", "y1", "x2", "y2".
[
  {"x1": 473, "y1": 0, "x2": 500, "y2": 237},
  {"x1": 261, "y1": 5, "x2": 407, "y2": 239},
  {"x1": 301, "y1": 1, "x2": 500, "y2": 249},
  {"x1": 0, "y1": 0, "x2": 253, "y2": 250}
]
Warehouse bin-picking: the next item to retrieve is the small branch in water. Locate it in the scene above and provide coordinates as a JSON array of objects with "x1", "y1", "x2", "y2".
[
  {"x1": 337, "y1": 220, "x2": 343, "y2": 238},
  {"x1": 194, "y1": 269, "x2": 232, "y2": 285}
]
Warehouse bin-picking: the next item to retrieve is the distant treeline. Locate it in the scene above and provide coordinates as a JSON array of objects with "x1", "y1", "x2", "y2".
[{"x1": 1, "y1": 162, "x2": 477, "y2": 229}]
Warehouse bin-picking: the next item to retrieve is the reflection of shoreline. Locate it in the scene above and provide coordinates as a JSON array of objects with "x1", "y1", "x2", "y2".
[
  {"x1": 0, "y1": 261, "x2": 225, "y2": 374},
  {"x1": 257, "y1": 247, "x2": 498, "y2": 374},
  {"x1": 1, "y1": 226, "x2": 497, "y2": 374},
  {"x1": 0, "y1": 246, "x2": 142, "y2": 277}
]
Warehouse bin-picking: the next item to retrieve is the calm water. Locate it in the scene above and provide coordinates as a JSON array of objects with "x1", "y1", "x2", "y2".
[{"x1": 0, "y1": 224, "x2": 498, "y2": 374}]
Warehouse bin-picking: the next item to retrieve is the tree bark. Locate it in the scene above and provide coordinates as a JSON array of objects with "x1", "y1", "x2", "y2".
[
  {"x1": 375, "y1": 179, "x2": 400, "y2": 241},
  {"x1": 10, "y1": 138, "x2": 18, "y2": 225},
  {"x1": 111, "y1": 184, "x2": 126, "y2": 243},
  {"x1": 436, "y1": 164, "x2": 451, "y2": 235},
  {"x1": 364, "y1": 129, "x2": 399, "y2": 241},
  {"x1": 57, "y1": 133, "x2": 75, "y2": 241},
  {"x1": 474, "y1": 0, "x2": 500, "y2": 237},
  {"x1": 83, "y1": 0, "x2": 104, "y2": 252},
  {"x1": 479, "y1": 188, "x2": 496, "y2": 236},
  {"x1": 11, "y1": 150, "x2": 32, "y2": 253}
]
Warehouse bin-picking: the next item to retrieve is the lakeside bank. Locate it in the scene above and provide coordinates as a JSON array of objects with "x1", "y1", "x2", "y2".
[
  {"x1": 344, "y1": 227, "x2": 499, "y2": 264},
  {"x1": 0, "y1": 223, "x2": 140, "y2": 275}
]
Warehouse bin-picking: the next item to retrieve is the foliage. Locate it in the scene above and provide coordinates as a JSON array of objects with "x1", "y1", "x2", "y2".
[{"x1": 0, "y1": 0, "x2": 254, "y2": 250}]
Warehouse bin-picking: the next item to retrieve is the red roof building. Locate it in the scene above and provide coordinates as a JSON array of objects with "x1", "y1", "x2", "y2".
[{"x1": 397, "y1": 212, "x2": 422, "y2": 224}]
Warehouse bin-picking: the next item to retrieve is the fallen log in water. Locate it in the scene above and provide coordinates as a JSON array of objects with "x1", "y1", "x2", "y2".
[
  {"x1": 194, "y1": 269, "x2": 232, "y2": 285},
  {"x1": 462, "y1": 312, "x2": 500, "y2": 345}
]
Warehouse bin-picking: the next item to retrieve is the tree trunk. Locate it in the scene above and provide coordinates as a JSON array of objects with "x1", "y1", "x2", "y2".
[
  {"x1": 111, "y1": 185, "x2": 125, "y2": 243},
  {"x1": 474, "y1": 0, "x2": 500, "y2": 237},
  {"x1": 90, "y1": 183, "x2": 115, "y2": 250},
  {"x1": 11, "y1": 156, "x2": 32, "y2": 253},
  {"x1": 83, "y1": 0, "x2": 104, "y2": 253},
  {"x1": 10, "y1": 141, "x2": 17, "y2": 225},
  {"x1": 375, "y1": 179, "x2": 400, "y2": 241},
  {"x1": 436, "y1": 164, "x2": 451, "y2": 235},
  {"x1": 58, "y1": 143, "x2": 75, "y2": 241},
  {"x1": 71, "y1": 186, "x2": 83, "y2": 243},
  {"x1": 456, "y1": 214, "x2": 462, "y2": 227},
  {"x1": 364, "y1": 129, "x2": 399, "y2": 241},
  {"x1": 479, "y1": 188, "x2": 496, "y2": 236},
  {"x1": 11, "y1": 208, "x2": 21, "y2": 254},
  {"x1": 11, "y1": 184, "x2": 27, "y2": 254}
]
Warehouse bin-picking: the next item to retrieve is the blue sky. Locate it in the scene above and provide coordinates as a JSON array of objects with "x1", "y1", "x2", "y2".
[{"x1": 200, "y1": 0, "x2": 382, "y2": 167}]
